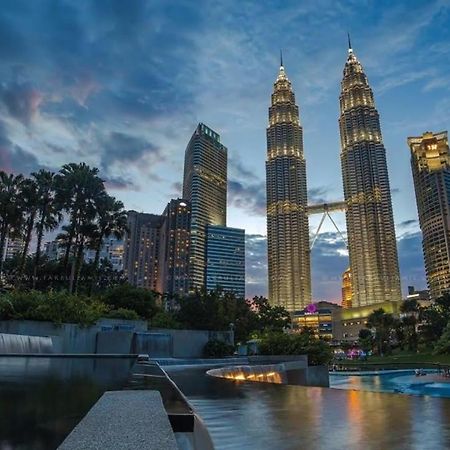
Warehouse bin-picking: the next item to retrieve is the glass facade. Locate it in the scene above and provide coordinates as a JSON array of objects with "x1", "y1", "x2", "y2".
[
  {"x1": 339, "y1": 44, "x2": 401, "y2": 307},
  {"x1": 408, "y1": 131, "x2": 450, "y2": 300},
  {"x1": 183, "y1": 123, "x2": 227, "y2": 291},
  {"x1": 205, "y1": 225, "x2": 245, "y2": 298}
]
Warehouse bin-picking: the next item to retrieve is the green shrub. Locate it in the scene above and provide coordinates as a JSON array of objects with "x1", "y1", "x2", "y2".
[
  {"x1": 203, "y1": 339, "x2": 235, "y2": 358},
  {"x1": 107, "y1": 308, "x2": 140, "y2": 321},
  {"x1": 0, "y1": 290, "x2": 108, "y2": 326},
  {"x1": 151, "y1": 311, "x2": 182, "y2": 329},
  {"x1": 258, "y1": 332, "x2": 333, "y2": 366},
  {"x1": 101, "y1": 284, "x2": 158, "y2": 320}
]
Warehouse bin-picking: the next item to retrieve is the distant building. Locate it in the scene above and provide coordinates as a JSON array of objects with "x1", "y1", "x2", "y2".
[
  {"x1": 182, "y1": 123, "x2": 227, "y2": 291},
  {"x1": 84, "y1": 237, "x2": 125, "y2": 272},
  {"x1": 2, "y1": 238, "x2": 24, "y2": 261},
  {"x1": 123, "y1": 211, "x2": 163, "y2": 290},
  {"x1": 341, "y1": 268, "x2": 352, "y2": 309},
  {"x1": 44, "y1": 240, "x2": 62, "y2": 261},
  {"x1": 339, "y1": 39, "x2": 401, "y2": 307},
  {"x1": 406, "y1": 285, "x2": 431, "y2": 306},
  {"x1": 158, "y1": 199, "x2": 191, "y2": 296},
  {"x1": 205, "y1": 225, "x2": 245, "y2": 298},
  {"x1": 292, "y1": 302, "x2": 341, "y2": 340},
  {"x1": 407, "y1": 131, "x2": 450, "y2": 300}
]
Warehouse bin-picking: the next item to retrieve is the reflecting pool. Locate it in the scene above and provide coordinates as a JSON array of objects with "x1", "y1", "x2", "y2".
[
  {"x1": 0, "y1": 356, "x2": 134, "y2": 449},
  {"x1": 168, "y1": 366, "x2": 450, "y2": 450},
  {"x1": 330, "y1": 369, "x2": 450, "y2": 398}
]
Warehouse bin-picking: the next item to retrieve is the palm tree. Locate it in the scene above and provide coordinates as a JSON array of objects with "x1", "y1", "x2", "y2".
[
  {"x1": 367, "y1": 308, "x2": 394, "y2": 356},
  {"x1": 18, "y1": 178, "x2": 39, "y2": 279},
  {"x1": 0, "y1": 172, "x2": 24, "y2": 275},
  {"x1": 88, "y1": 195, "x2": 128, "y2": 294},
  {"x1": 54, "y1": 163, "x2": 106, "y2": 292},
  {"x1": 32, "y1": 170, "x2": 61, "y2": 288}
]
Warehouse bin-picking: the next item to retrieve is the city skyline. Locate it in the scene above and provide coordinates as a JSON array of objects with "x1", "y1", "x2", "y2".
[{"x1": 1, "y1": 1, "x2": 449, "y2": 301}]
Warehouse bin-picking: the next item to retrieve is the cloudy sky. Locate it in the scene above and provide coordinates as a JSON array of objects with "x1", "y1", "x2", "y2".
[{"x1": 1, "y1": 0, "x2": 449, "y2": 301}]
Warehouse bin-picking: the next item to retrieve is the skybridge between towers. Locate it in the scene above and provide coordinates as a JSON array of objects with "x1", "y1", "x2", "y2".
[{"x1": 307, "y1": 201, "x2": 347, "y2": 250}]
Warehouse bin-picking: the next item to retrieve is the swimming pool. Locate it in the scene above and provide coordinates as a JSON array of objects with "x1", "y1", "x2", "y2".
[{"x1": 330, "y1": 369, "x2": 450, "y2": 398}]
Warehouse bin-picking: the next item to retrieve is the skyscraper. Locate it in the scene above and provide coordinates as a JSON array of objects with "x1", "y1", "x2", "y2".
[
  {"x1": 123, "y1": 211, "x2": 163, "y2": 290},
  {"x1": 339, "y1": 38, "x2": 401, "y2": 307},
  {"x1": 266, "y1": 56, "x2": 311, "y2": 311},
  {"x1": 182, "y1": 123, "x2": 227, "y2": 290},
  {"x1": 407, "y1": 131, "x2": 450, "y2": 300},
  {"x1": 205, "y1": 225, "x2": 245, "y2": 298},
  {"x1": 157, "y1": 198, "x2": 191, "y2": 296},
  {"x1": 341, "y1": 268, "x2": 352, "y2": 309}
]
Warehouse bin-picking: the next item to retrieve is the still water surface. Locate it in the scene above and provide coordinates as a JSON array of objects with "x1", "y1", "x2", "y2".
[
  {"x1": 0, "y1": 356, "x2": 134, "y2": 450},
  {"x1": 168, "y1": 366, "x2": 450, "y2": 450}
]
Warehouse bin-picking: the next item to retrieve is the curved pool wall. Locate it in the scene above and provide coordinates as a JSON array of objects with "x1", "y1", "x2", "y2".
[{"x1": 207, "y1": 359, "x2": 330, "y2": 387}]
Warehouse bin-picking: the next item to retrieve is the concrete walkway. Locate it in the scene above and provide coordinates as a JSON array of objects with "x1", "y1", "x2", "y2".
[{"x1": 58, "y1": 390, "x2": 178, "y2": 450}]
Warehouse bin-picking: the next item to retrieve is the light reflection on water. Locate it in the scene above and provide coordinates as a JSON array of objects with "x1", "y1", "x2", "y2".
[{"x1": 168, "y1": 367, "x2": 450, "y2": 450}]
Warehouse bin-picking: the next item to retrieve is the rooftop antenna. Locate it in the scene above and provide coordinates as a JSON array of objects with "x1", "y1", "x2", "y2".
[
  {"x1": 347, "y1": 32, "x2": 352, "y2": 51},
  {"x1": 280, "y1": 49, "x2": 283, "y2": 67}
]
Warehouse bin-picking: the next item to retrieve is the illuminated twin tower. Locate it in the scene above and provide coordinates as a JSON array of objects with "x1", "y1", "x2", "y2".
[{"x1": 266, "y1": 41, "x2": 402, "y2": 312}]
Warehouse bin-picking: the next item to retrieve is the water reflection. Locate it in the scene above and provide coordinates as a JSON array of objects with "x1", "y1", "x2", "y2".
[
  {"x1": 168, "y1": 367, "x2": 450, "y2": 450},
  {"x1": 0, "y1": 356, "x2": 134, "y2": 449}
]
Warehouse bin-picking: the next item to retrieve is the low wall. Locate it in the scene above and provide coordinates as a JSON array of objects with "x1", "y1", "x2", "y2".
[
  {"x1": 0, "y1": 320, "x2": 233, "y2": 357},
  {"x1": 207, "y1": 357, "x2": 329, "y2": 388}
]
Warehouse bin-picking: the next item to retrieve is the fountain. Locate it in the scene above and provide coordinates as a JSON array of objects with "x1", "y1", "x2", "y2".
[
  {"x1": 0, "y1": 332, "x2": 53, "y2": 354},
  {"x1": 131, "y1": 332, "x2": 172, "y2": 357}
]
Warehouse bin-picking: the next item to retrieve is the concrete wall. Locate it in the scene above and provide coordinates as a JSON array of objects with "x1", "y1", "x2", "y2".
[{"x1": 0, "y1": 320, "x2": 233, "y2": 357}]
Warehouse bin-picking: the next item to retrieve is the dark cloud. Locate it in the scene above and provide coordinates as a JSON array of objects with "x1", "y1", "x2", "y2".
[
  {"x1": 229, "y1": 179, "x2": 266, "y2": 216},
  {"x1": 245, "y1": 234, "x2": 268, "y2": 298},
  {"x1": 397, "y1": 231, "x2": 426, "y2": 291},
  {"x1": 104, "y1": 175, "x2": 140, "y2": 191},
  {"x1": 0, "y1": 121, "x2": 42, "y2": 174},
  {"x1": 398, "y1": 219, "x2": 418, "y2": 228},
  {"x1": 308, "y1": 186, "x2": 330, "y2": 204},
  {"x1": 0, "y1": 81, "x2": 42, "y2": 125}
]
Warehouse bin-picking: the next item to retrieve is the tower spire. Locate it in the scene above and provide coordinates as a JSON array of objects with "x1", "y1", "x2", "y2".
[
  {"x1": 280, "y1": 49, "x2": 283, "y2": 67},
  {"x1": 347, "y1": 32, "x2": 353, "y2": 53}
]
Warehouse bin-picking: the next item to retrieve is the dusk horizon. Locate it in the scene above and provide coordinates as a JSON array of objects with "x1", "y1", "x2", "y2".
[{"x1": 2, "y1": 0, "x2": 449, "y2": 301}]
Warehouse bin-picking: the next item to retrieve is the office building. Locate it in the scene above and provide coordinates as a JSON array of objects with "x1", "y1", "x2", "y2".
[
  {"x1": 158, "y1": 199, "x2": 191, "y2": 296},
  {"x1": 123, "y1": 211, "x2": 163, "y2": 290},
  {"x1": 339, "y1": 38, "x2": 401, "y2": 307},
  {"x1": 266, "y1": 55, "x2": 311, "y2": 311},
  {"x1": 205, "y1": 225, "x2": 245, "y2": 298},
  {"x1": 182, "y1": 123, "x2": 227, "y2": 290}
]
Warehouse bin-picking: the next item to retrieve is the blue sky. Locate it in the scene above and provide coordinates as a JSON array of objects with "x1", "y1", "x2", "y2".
[{"x1": 0, "y1": 0, "x2": 449, "y2": 301}]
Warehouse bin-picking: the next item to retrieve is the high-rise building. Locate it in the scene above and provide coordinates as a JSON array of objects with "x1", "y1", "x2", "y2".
[
  {"x1": 341, "y1": 268, "x2": 352, "y2": 309},
  {"x1": 339, "y1": 39, "x2": 401, "y2": 307},
  {"x1": 158, "y1": 199, "x2": 191, "y2": 296},
  {"x1": 407, "y1": 131, "x2": 450, "y2": 300},
  {"x1": 2, "y1": 238, "x2": 24, "y2": 261},
  {"x1": 182, "y1": 123, "x2": 227, "y2": 290},
  {"x1": 123, "y1": 211, "x2": 163, "y2": 290},
  {"x1": 84, "y1": 236, "x2": 125, "y2": 272},
  {"x1": 266, "y1": 56, "x2": 311, "y2": 311},
  {"x1": 205, "y1": 225, "x2": 245, "y2": 298}
]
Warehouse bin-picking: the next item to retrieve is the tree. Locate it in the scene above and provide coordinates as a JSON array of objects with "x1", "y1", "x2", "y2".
[
  {"x1": 358, "y1": 328, "x2": 373, "y2": 353},
  {"x1": 0, "y1": 172, "x2": 24, "y2": 275},
  {"x1": 419, "y1": 294, "x2": 450, "y2": 347},
  {"x1": 433, "y1": 322, "x2": 450, "y2": 355},
  {"x1": 18, "y1": 178, "x2": 38, "y2": 279},
  {"x1": 366, "y1": 308, "x2": 395, "y2": 356},
  {"x1": 54, "y1": 163, "x2": 105, "y2": 292},
  {"x1": 249, "y1": 296, "x2": 291, "y2": 333},
  {"x1": 88, "y1": 194, "x2": 128, "y2": 294},
  {"x1": 32, "y1": 170, "x2": 61, "y2": 287}
]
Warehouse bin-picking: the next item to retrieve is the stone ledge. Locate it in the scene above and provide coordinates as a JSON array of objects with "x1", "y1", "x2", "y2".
[{"x1": 58, "y1": 390, "x2": 178, "y2": 450}]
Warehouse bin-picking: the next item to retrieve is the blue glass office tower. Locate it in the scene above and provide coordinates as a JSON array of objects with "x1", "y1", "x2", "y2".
[{"x1": 205, "y1": 225, "x2": 245, "y2": 298}]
